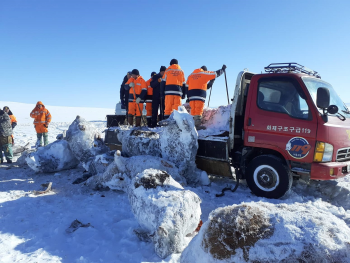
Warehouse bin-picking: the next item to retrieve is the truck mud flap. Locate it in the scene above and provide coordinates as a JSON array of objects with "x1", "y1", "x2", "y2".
[
  {"x1": 197, "y1": 138, "x2": 229, "y2": 161},
  {"x1": 196, "y1": 157, "x2": 232, "y2": 177},
  {"x1": 105, "y1": 129, "x2": 122, "y2": 151}
]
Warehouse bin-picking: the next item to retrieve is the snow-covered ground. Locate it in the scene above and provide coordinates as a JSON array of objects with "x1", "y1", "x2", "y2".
[{"x1": 1, "y1": 102, "x2": 350, "y2": 262}]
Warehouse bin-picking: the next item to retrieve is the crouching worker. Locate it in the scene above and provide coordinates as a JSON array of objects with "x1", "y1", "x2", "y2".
[
  {"x1": 125, "y1": 69, "x2": 147, "y2": 127},
  {"x1": 0, "y1": 109, "x2": 13, "y2": 163},
  {"x1": 186, "y1": 64, "x2": 226, "y2": 130},
  {"x1": 30, "y1": 101, "x2": 52, "y2": 147}
]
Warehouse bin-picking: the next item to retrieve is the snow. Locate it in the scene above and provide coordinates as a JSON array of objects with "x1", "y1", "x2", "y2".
[
  {"x1": 183, "y1": 103, "x2": 231, "y2": 137},
  {"x1": 0, "y1": 101, "x2": 114, "y2": 124},
  {"x1": 1, "y1": 101, "x2": 350, "y2": 262},
  {"x1": 25, "y1": 140, "x2": 79, "y2": 172},
  {"x1": 112, "y1": 106, "x2": 209, "y2": 186},
  {"x1": 128, "y1": 168, "x2": 201, "y2": 258},
  {"x1": 181, "y1": 201, "x2": 350, "y2": 262},
  {"x1": 65, "y1": 115, "x2": 109, "y2": 172},
  {"x1": 86, "y1": 151, "x2": 186, "y2": 192}
]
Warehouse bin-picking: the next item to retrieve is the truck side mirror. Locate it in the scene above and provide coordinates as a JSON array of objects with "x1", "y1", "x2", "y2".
[
  {"x1": 327, "y1": 105, "x2": 338, "y2": 115},
  {"x1": 316, "y1": 87, "x2": 330, "y2": 109}
]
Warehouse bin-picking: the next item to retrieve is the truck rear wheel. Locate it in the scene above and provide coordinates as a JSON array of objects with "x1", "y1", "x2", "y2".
[{"x1": 246, "y1": 155, "x2": 292, "y2": 199}]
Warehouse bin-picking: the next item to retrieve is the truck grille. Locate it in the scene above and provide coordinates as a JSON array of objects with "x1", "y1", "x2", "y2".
[{"x1": 337, "y1": 147, "x2": 350, "y2": 162}]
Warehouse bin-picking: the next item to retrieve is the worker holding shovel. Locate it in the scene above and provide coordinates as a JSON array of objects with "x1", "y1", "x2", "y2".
[
  {"x1": 185, "y1": 64, "x2": 226, "y2": 130},
  {"x1": 125, "y1": 69, "x2": 147, "y2": 127}
]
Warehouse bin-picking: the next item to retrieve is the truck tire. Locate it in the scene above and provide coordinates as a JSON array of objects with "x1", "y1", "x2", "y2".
[{"x1": 246, "y1": 155, "x2": 292, "y2": 199}]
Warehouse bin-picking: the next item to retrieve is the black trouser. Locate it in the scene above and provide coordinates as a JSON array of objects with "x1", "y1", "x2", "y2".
[
  {"x1": 151, "y1": 95, "x2": 165, "y2": 126},
  {"x1": 120, "y1": 88, "x2": 129, "y2": 110},
  {"x1": 152, "y1": 94, "x2": 160, "y2": 127}
]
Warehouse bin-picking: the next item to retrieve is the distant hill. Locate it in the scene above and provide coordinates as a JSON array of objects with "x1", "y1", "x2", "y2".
[{"x1": 0, "y1": 101, "x2": 114, "y2": 124}]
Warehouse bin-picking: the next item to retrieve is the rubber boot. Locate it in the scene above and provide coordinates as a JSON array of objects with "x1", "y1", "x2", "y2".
[
  {"x1": 135, "y1": 117, "x2": 141, "y2": 127},
  {"x1": 128, "y1": 116, "x2": 134, "y2": 126},
  {"x1": 194, "y1": 115, "x2": 206, "y2": 130},
  {"x1": 36, "y1": 133, "x2": 43, "y2": 147},
  {"x1": 43, "y1": 133, "x2": 49, "y2": 146},
  {"x1": 147, "y1": 118, "x2": 152, "y2": 127}
]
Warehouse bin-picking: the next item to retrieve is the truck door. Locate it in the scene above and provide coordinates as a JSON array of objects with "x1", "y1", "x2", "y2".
[
  {"x1": 230, "y1": 71, "x2": 255, "y2": 151},
  {"x1": 245, "y1": 76, "x2": 317, "y2": 165}
]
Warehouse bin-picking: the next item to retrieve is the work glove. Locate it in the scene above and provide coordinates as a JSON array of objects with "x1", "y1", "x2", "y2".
[
  {"x1": 158, "y1": 78, "x2": 162, "y2": 83},
  {"x1": 129, "y1": 82, "x2": 135, "y2": 88},
  {"x1": 44, "y1": 124, "x2": 48, "y2": 128},
  {"x1": 222, "y1": 64, "x2": 227, "y2": 70},
  {"x1": 136, "y1": 97, "x2": 141, "y2": 104}
]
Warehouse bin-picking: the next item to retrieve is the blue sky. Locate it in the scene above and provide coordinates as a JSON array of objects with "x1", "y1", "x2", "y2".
[{"x1": 1, "y1": 0, "x2": 349, "y2": 108}]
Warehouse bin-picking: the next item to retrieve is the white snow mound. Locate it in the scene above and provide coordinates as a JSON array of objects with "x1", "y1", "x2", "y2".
[
  {"x1": 181, "y1": 201, "x2": 350, "y2": 263},
  {"x1": 86, "y1": 150, "x2": 186, "y2": 192},
  {"x1": 65, "y1": 115, "x2": 108, "y2": 173},
  {"x1": 114, "y1": 106, "x2": 209, "y2": 186},
  {"x1": 25, "y1": 140, "x2": 79, "y2": 173},
  {"x1": 128, "y1": 168, "x2": 202, "y2": 259}
]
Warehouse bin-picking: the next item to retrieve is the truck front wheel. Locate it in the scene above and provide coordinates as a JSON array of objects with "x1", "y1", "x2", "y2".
[{"x1": 246, "y1": 155, "x2": 292, "y2": 199}]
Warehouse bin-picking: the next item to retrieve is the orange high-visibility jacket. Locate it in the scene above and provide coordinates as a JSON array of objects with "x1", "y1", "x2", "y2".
[
  {"x1": 30, "y1": 101, "x2": 51, "y2": 133},
  {"x1": 9, "y1": 115, "x2": 17, "y2": 125},
  {"x1": 161, "y1": 64, "x2": 186, "y2": 97},
  {"x1": 186, "y1": 68, "x2": 217, "y2": 102},
  {"x1": 126, "y1": 76, "x2": 147, "y2": 102},
  {"x1": 145, "y1": 77, "x2": 153, "y2": 103}
]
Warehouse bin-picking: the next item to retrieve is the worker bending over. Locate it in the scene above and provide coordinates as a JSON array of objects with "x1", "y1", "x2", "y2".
[{"x1": 186, "y1": 64, "x2": 226, "y2": 129}]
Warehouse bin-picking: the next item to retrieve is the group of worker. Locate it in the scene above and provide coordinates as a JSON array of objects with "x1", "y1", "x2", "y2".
[
  {"x1": 0, "y1": 102, "x2": 51, "y2": 164},
  {"x1": 120, "y1": 59, "x2": 226, "y2": 129}
]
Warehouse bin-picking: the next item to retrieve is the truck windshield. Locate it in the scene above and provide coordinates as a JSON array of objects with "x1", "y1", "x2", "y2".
[{"x1": 302, "y1": 77, "x2": 350, "y2": 117}]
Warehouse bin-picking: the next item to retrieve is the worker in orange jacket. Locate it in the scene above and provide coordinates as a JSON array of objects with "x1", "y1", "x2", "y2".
[
  {"x1": 30, "y1": 101, "x2": 52, "y2": 147},
  {"x1": 145, "y1": 72, "x2": 157, "y2": 127},
  {"x1": 186, "y1": 65, "x2": 226, "y2": 129},
  {"x1": 125, "y1": 69, "x2": 147, "y2": 127},
  {"x1": 160, "y1": 59, "x2": 186, "y2": 119},
  {"x1": 3, "y1": 106, "x2": 17, "y2": 145}
]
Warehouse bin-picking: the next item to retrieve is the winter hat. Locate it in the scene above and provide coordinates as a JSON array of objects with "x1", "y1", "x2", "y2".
[
  {"x1": 201, "y1": 66, "x2": 207, "y2": 71},
  {"x1": 151, "y1": 71, "x2": 157, "y2": 77},
  {"x1": 3, "y1": 106, "x2": 9, "y2": 111},
  {"x1": 131, "y1": 69, "x2": 140, "y2": 75},
  {"x1": 160, "y1": 66, "x2": 167, "y2": 72},
  {"x1": 170, "y1": 59, "x2": 178, "y2": 65},
  {"x1": 127, "y1": 71, "x2": 132, "y2": 75}
]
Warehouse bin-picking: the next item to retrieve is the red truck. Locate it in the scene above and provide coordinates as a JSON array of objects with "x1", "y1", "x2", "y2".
[{"x1": 105, "y1": 63, "x2": 350, "y2": 198}]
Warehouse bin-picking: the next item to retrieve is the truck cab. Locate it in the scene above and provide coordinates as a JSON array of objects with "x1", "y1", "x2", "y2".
[{"x1": 232, "y1": 63, "x2": 350, "y2": 198}]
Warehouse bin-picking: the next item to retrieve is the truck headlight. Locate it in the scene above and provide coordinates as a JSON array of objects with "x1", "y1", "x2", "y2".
[{"x1": 314, "y1": 142, "x2": 333, "y2": 162}]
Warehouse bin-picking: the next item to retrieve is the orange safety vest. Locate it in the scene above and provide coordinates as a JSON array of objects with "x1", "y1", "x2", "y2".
[
  {"x1": 145, "y1": 78, "x2": 153, "y2": 103},
  {"x1": 126, "y1": 76, "x2": 147, "y2": 102},
  {"x1": 162, "y1": 64, "x2": 186, "y2": 96},
  {"x1": 30, "y1": 101, "x2": 52, "y2": 133},
  {"x1": 186, "y1": 68, "x2": 216, "y2": 102},
  {"x1": 9, "y1": 114, "x2": 17, "y2": 124}
]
